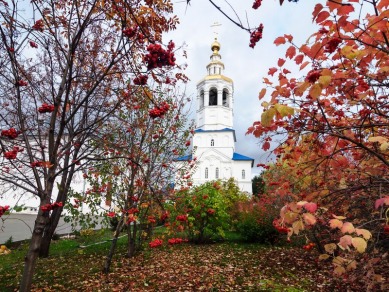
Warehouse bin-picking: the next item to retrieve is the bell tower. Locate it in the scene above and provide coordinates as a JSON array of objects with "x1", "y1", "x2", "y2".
[{"x1": 196, "y1": 38, "x2": 234, "y2": 130}]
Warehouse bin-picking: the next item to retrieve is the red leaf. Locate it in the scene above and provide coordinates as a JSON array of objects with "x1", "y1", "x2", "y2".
[
  {"x1": 278, "y1": 58, "x2": 286, "y2": 67},
  {"x1": 294, "y1": 54, "x2": 304, "y2": 65},
  {"x1": 312, "y1": 3, "x2": 324, "y2": 21},
  {"x1": 300, "y1": 61, "x2": 310, "y2": 70},
  {"x1": 268, "y1": 67, "x2": 278, "y2": 76},
  {"x1": 263, "y1": 141, "x2": 270, "y2": 151},
  {"x1": 316, "y1": 11, "x2": 330, "y2": 24},
  {"x1": 284, "y1": 34, "x2": 293, "y2": 42},
  {"x1": 286, "y1": 46, "x2": 296, "y2": 59},
  {"x1": 274, "y1": 36, "x2": 286, "y2": 46},
  {"x1": 337, "y1": 4, "x2": 354, "y2": 16}
]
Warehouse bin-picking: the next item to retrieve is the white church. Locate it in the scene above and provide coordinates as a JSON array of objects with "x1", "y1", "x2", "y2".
[{"x1": 176, "y1": 38, "x2": 253, "y2": 193}]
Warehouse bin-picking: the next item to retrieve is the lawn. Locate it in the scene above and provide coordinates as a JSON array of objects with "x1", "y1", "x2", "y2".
[{"x1": 0, "y1": 230, "x2": 359, "y2": 291}]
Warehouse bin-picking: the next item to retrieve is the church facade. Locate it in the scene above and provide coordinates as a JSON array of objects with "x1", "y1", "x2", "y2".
[{"x1": 176, "y1": 39, "x2": 253, "y2": 193}]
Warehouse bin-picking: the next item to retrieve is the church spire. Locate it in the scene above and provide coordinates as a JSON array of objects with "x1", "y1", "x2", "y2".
[{"x1": 207, "y1": 38, "x2": 224, "y2": 76}]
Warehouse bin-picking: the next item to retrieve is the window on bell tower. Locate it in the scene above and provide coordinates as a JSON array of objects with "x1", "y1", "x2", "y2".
[
  {"x1": 209, "y1": 88, "x2": 217, "y2": 106},
  {"x1": 223, "y1": 89, "x2": 229, "y2": 107},
  {"x1": 242, "y1": 169, "x2": 246, "y2": 179},
  {"x1": 216, "y1": 167, "x2": 219, "y2": 179},
  {"x1": 200, "y1": 90, "x2": 204, "y2": 108},
  {"x1": 205, "y1": 167, "x2": 209, "y2": 179},
  {"x1": 211, "y1": 139, "x2": 214, "y2": 146}
]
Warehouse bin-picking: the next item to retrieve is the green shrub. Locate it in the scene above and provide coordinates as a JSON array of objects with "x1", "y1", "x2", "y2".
[{"x1": 233, "y1": 199, "x2": 282, "y2": 244}]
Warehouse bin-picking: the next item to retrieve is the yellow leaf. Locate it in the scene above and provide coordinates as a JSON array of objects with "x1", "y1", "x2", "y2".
[
  {"x1": 261, "y1": 101, "x2": 269, "y2": 109},
  {"x1": 324, "y1": 243, "x2": 337, "y2": 253},
  {"x1": 380, "y1": 142, "x2": 389, "y2": 151},
  {"x1": 274, "y1": 103, "x2": 294, "y2": 117},
  {"x1": 368, "y1": 136, "x2": 387, "y2": 144},
  {"x1": 351, "y1": 237, "x2": 367, "y2": 253},
  {"x1": 329, "y1": 219, "x2": 343, "y2": 229},
  {"x1": 292, "y1": 220, "x2": 304, "y2": 235},
  {"x1": 346, "y1": 260, "x2": 357, "y2": 271},
  {"x1": 261, "y1": 107, "x2": 276, "y2": 127},
  {"x1": 355, "y1": 228, "x2": 372, "y2": 240},
  {"x1": 332, "y1": 214, "x2": 347, "y2": 220},
  {"x1": 318, "y1": 254, "x2": 330, "y2": 261},
  {"x1": 309, "y1": 83, "x2": 322, "y2": 99},
  {"x1": 303, "y1": 213, "x2": 317, "y2": 225},
  {"x1": 334, "y1": 266, "x2": 346, "y2": 276},
  {"x1": 294, "y1": 81, "x2": 310, "y2": 96},
  {"x1": 318, "y1": 75, "x2": 332, "y2": 88}
]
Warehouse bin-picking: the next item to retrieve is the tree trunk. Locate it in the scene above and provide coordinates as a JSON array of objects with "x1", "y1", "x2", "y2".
[
  {"x1": 103, "y1": 217, "x2": 124, "y2": 274},
  {"x1": 39, "y1": 207, "x2": 62, "y2": 257},
  {"x1": 19, "y1": 213, "x2": 49, "y2": 292},
  {"x1": 127, "y1": 222, "x2": 137, "y2": 258}
]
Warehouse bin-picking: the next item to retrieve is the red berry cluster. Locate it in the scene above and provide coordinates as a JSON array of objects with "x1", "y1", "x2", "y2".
[
  {"x1": 30, "y1": 161, "x2": 43, "y2": 168},
  {"x1": 16, "y1": 80, "x2": 28, "y2": 86},
  {"x1": 40, "y1": 202, "x2": 63, "y2": 212},
  {"x1": 168, "y1": 238, "x2": 187, "y2": 245},
  {"x1": 29, "y1": 41, "x2": 38, "y2": 48},
  {"x1": 32, "y1": 19, "x2": 44, "y2": 32},
  {"x1": 305, "y1": 69, "x2": 322, "y2": 83},
  {"x1": 149, "y1": 238, "x2": 163, "y2": 248},
  {"x1": 148, "y1": 215, "x2": 156, "y2": 224},
  {"x1": 144, "y1": 41, "x2": 176, "y2": 70},
  {"x1": 1, "y1": 128, "x2": 19, "y2": 139},
  {"x1": 0, "y1": 205, "x2": 10, "y2": 218},
  {"x1": 249, "y1": 24, "x2": 264, "y2": 48},
  {"x1": 148, "y1": 102, "x2": 170, "y2": 119},
  {"x1": 303, "y1": 242, "x2": 316, "y2": 250},
  {"x1": 38, "y1": 103, "x2": 55, "y2": 113},
  {"x1": 384, "y1": 224, "x2": 389, "y2": 234},
  {"x1": 252, "y1": 0, "x2": 262, "y2": 9},
  {"x1": 123, "y1": 26, "x2": 137, "y2": 38},
  {"x1": 324, "y1": 37, "x2": 341, "y2": 54},
  {"x1": 160, "y1": 211, "x2": 169, "y2": 221},
  {"x1": 133, "y1": 74, "x2": 148, "y2": 85},
  {"x1": 176, "y1": 214, "x2": 188, "y2": 222},
  {"x1": 4, "y1": 146, "x2": 23, "y2": 160},
  {"x1": 273, "y1": 219, "x2": 289, "y2": 233},
  {"x1": 206, "y1": 208, "x2": 216, "y2": 215},
  {"x1": 106, "y1": 211, "x2": 116, "y2": 218}
]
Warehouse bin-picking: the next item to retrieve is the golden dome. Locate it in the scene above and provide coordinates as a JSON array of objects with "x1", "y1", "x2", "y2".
[{"x1": 211, "y1": 38, "x2": 220, "y2": 53}]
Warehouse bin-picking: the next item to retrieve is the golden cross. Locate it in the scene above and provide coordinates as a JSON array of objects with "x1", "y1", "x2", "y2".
[{"x1": 210, "y1": 22, "x2": 222, "y2": 38}]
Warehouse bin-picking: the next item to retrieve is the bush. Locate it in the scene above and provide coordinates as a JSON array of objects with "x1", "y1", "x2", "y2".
[
  {"x1": 233, "y1": 199, "x2": 282, "y2": 244},
  {"x1": 166, "y1": 181, "x2": 231, "y2": 243}
]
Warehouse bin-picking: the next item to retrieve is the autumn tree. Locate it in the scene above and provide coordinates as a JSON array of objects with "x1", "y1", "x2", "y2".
[
  {"x1": 248, "y1": 0, "x2": 389, "y2": 284},
  {"x1": 66, "y1": 84, "x2": 193, "y2": 272},
  {"x1": 0, "y1": 0, "x2": 182, "y2": 290}
]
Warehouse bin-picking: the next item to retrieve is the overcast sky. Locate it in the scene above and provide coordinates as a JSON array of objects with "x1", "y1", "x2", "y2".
[{"x1": 166, "y1": 0, "x2": 325, "y2": 176}]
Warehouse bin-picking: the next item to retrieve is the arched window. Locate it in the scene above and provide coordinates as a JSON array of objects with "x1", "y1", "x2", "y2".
[
  {"x1": 205, "y1": 167, "x2": 209, "y2": 179},
  {"x1": 211, "y1": 139, "x2": 214, "y2": 146},
  {"x1": 216, "y1": 167, "x2": 219, "y2": 179},
  {"x1": 209, "y1": 88, "x2": 217, "y2": 106},
  {"x1": 222, "y1": 89, "x2": 228, "y2": 106},
  {"x1": 242, "y1": 169, "x2": 246, "y2": 179},
  {"x1": 200, "y1": 90, "x2": 204, "y2": 108}
]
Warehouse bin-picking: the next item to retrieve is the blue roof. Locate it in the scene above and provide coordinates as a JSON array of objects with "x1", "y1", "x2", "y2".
[
  {"x1": 233, "y1": 152, "x2": 254, "y2": 167},
  {"x1": 175, "y1": 154, "x2": 192, "y2": 161},
  {"x1": 195, "y1": 128, "x2": 234, "y2": 133}
]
